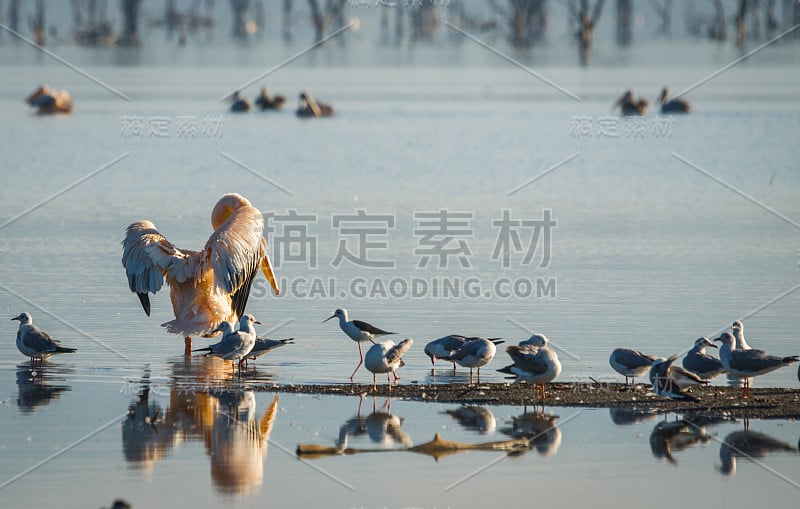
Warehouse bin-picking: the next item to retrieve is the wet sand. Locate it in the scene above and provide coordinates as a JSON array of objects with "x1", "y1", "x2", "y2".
[{"x1": 263, "y1": 382, "x2": 800, "y2": 419}]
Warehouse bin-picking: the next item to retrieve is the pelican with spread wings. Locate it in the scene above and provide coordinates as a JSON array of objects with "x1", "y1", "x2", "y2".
[{"x1": 121, "y1": 193, "x2": 280, "y2": 353}]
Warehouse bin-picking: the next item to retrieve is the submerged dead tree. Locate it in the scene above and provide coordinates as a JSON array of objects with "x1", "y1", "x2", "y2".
[
  {"x1": 117, "y1": 0, "x2": 141, "y2": 46},
  {"x1": 29, "y1": 0, "x2": 45, "y2": 46},
  {"x1": 570, "y1": 0, "x2": 605, "y2": 65},
  {"x1": 490, "y1": 0, "x2": 548, "y2": 48},
  {"x1": 649, "y1": 0, "x2": 672, "y2": 37},
  {"x1": 307, "y1": 0, "x2": 347, "y2": 43},
  {"x1": 616, "y1": 0, "x2": 631, "y2": 46}
]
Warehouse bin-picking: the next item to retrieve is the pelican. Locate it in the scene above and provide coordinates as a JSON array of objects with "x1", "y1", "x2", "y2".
[
  {"x1": 255, "y1": 86, "x2": 286, "y2": 110},
  {"x1": 364, "y1": 338, "x2": 413, "y2": 392},
  {"x1": 121, "y1": 193, "x2": 279, "y2": 353},
  {"x1": 26, "y1": 85, "x2": 73, "y2": 114},
  {"x1": 229, "y1": 91, "x2": 252, "y2": 112},
  {"x1": 11, "y1": 312, "x2": 77, "y2": 364},
  {"x1": 613, "y1": 90, "x2": 648, "y2": 116},
  {"x1": 296, "y1": 91, "x2": 334, "y2": 118},
  {"x1": 657, "y1": 86, "x2": 690, "y2": 113}
]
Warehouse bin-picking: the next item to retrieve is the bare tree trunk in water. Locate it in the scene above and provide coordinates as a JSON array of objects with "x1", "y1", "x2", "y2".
[
  {"x1": 616, "y1": 0, "x2": 631, "y2": 46},
  {"x1": 118, "y1": 0, "x2": 141, "y2": 47},
  {"x1": 283, "y1": 0, "x2": 292, "y2": 42}
]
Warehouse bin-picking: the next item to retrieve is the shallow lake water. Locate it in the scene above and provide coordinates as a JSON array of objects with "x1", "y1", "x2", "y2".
[{"x1": 1, "y1": 22, "x2": 800, "y2": 508}]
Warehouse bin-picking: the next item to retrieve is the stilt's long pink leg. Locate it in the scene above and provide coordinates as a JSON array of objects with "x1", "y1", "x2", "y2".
[{"x1": 350, "y1": 342, "x2": 364, "y2": 381}]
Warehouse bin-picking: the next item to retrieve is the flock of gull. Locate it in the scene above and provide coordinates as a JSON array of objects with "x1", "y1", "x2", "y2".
[{"x1": 8, "y1": 193, "x2": 799, "y2": 402}]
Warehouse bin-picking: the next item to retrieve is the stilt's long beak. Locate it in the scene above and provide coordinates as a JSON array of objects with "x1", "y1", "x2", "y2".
[
  {"x1": 261, "y1": 250, "x2": 280, "y2": 295},
  {"x1": 323, "y1": 315, "x2": 336, "y2": 323}
]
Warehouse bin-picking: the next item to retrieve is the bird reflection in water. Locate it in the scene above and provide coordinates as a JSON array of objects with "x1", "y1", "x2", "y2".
[
  {"x1": 608, "y1": 407, "x2": 659, "y2": 426},
  {"x1": 499, "y1": 407, "x2": 561, "y2": 458},
  {"x1": 16, "y1": 364, "x2": 71, "y2": 414},
  {"x1": 443, "y1": 405, "x2": 496, "y2": 435},
  {"x1": 336, "y1": 395, "x2": 412, "y2": 450},
  {"x1": 121, "y1": 366, "x2": 279, "y2": 494},
  {"x1": 717, "y1": 429, "x2": 798, "y2": 476},
  {"x1": 648, "y1": 418, "x2": 712, "y2": 465}
]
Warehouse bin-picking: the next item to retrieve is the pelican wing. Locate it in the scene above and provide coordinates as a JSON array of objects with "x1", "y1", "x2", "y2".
[
  {"x1": 202, "y1": 206, "x2": 265, "y2": 320},
  {"x1": 122, "y1": 221, "x2": 191, "y2": 316}
]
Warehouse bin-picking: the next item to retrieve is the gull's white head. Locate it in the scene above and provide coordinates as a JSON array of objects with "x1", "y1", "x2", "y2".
[
  {"x1": 731, "y1": 320, "x2": 743, "y2": 334},
  {"x1": 213, "y1": 321, "x2": 236, "y2": 335},
  {"x1": 11, "y1": 312, "x2": 32, "y2": 325},
  {"x1": 323, "y1": 308, "x2": 348, "y2": 323},
  {"x1": 714, "y1": 332, "x2": 736, "y2": 348},
  {"x1": 211, "y1": 193, "x2": 252, "y2": 230},
  {"x1": 239, "y1": 314, "x2": 261, "y2": 327},
  {"x1": 526, "y1": 334, "x2": 548, "y2": 347},
  {"x1": 695, "y1": 337, "x2": 717, "y2": 349}
]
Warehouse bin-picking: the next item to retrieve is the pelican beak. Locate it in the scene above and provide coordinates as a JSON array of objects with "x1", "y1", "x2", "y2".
[
  {"x1": 323, "y1": 314, "x2": 336, "y2": 323},
  {"x1": 260, "y1": 249, "x2": 280, "y2": 296}
]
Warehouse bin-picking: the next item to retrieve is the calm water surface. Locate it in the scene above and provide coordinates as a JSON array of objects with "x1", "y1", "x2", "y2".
[{"x1": 1, "y1": 39, "x2": 799, "y2": 507}]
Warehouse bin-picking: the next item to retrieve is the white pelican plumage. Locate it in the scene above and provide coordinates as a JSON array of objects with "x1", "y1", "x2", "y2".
[{"x1": 121, "y1": 193, "x2": 279, "y2": 353}]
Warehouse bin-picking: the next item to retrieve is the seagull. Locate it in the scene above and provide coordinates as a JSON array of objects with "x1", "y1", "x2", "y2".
[
  {"x1": 446, "y1": 337, "x2": 499, "y2": 385},
  {"x1": 324, "y1": 308, "x2": 396, "y2": 381},
  {"x1": 248, "y1": 337, "x2": 294, "y2": 361},
  {"x1": 11, "y1": 312, "x2": 76, "y2": 364},
  {"x1": 498, "y1": 336, "x2": 561, "y2": 399},
  {"x1": 657, "y1": 86, "x2": 691, "y2": 113},
  {"x1": 121, "y1": 193, "x2": 279, "y2": 354},
  {"x1": 730, "y1": 320, "x2": 752, "y2": 350},
  {"x1": 254, "y1": 86, "x2": 286, "y2": 110},
  {"x1": 296, "y1": 91, "x2": 334, "y2": 118},
  {"x1": 714, "y1": 332, "x2": 799, "y2": 397},
  {"x1": 424, "y1": 335, "x2": 504, "y2": 373},
  {"x1": 229, "y1": 90, "x2": 252, "y2": 112},
  {"x1": 364, "y1": 339, "x2": 413, "y2": 392},
  {"x1": 193, "y1": 314, "x2": 260, "y2": 370},
  {"x1": 682, "y1": 337, "x2": 726, "y2": 380},
  {"x1": 26, "y1": 84, "x2": 73, "y2": 114},
  {"x1": 648, "y1": 356, "x2": 699, "y2": 403},
  {"x1": 609, "y1": 348, "x2": 658, "y2": 386},
  {"x1": 518, "y1": 333, "x2": 549, "y2": 349}
]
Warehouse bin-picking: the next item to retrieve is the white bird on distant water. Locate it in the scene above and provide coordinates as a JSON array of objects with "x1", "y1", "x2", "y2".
[
  {"x1": 609, "y1": 348, "x2": 658, "y2": 386},
  {"x1": 194, "y1": 314, "x2": 260, "y2": 370},
  {"x1": 682, "y1": 337, "x2": 726, "y2": 381},
  {"x1": 424, "y1": 335, "x2": 504, "y2": 373},
  {"x1": 714, "y1": 332, "x2": 799, "y2": 397},
  {"x1": 364, "y1": 339, "x2": 413, "y2": 392},
  {"x1": 445, "y1": 338, "x2": 498, "y2": 385},
  {"x1": 11, "y1": 312, "x2": 76, "y2": 363},
  {"x1": 121, "y1": 193, "x2": 280, "y2": 354},
  {"x1": 648, "y1": 356, "x2": 699, "y2": 403},
  {"x1": 324, "y1": 308, "x2": 396, "y2": 381},
  {"x1": 498, "y1": 335, "x2": 561, "y2": 399}
]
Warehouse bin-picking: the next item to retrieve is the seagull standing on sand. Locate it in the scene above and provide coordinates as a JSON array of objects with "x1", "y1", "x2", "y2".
[
  {"x1": 498, "y1": 335, "x2": 561, "y2": 399},
  {"x1": 193, "y1": 314, "x2": 260, "y2": 370},
  {"x1": 11, "y1": 312, "x2": 77, "y2": 364},
  {"x1": 446, "y1": 337, "x2": 499, "y2": 385},
  {"x1": 324, "y1": 308, "x2": 396, "y2": 381},
  {"x1": 609, "y1": 348, "x2": 658, "y2": 386},
  {"x1": 648, "y1": 356, "x2": 699, "y2": 402},
  {"x1": 714, "y1": 332, "x2": 799, "y2": 397},
  {"x1": 121, "y1": 193, "x2": 279, "y2": 354},
  {"x1": 424, "y1": 335, "x2": 504, "y2": 373},
  {"x1": 364, "y1": 339, "x2": 413, "y2": 392},
  {"x1": 682, "y1": 337, "x2": 726, "y2": 381}
]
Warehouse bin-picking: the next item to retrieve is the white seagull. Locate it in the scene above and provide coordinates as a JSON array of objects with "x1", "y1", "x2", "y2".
[
  {"x1": 731, "y1": 320, "x2": 752, "y2": 350},
  {"x1": 714, "y1": 332, "x2": 799, "y2": 397},
  {"x1": 445, "y1": 337, "x2": 498, "y2": 385},
  {"x1": 609, "y1": 348, "x2": 658, "y2": 386},
  {"x1": 682, "y1": 337, "x2": 726, "y2": 381},
  {"x1": 498, "y1": 335, "x2": 561, "y2": 399},
  {"x1": 324, "y1": 308, "x2": 396, "y2": 381},
  {"x1": 648, "y1": 356, "x2": 699, "y2": 403},
  {"x1": 121, "y1": 193, "x2": 279, "y2": 354},
  {"x1": 424, "y1": 335, "x2": 504, "y2": 373},
  {"x1": 11, "y1": 312, "x2": 77, "y2": 363},
  {"x1": 364, "y1": 338, "x2": 413, "y2": 392},
  {"x1": 193, "y1": 314, "x2": 260, "y2": 370}
]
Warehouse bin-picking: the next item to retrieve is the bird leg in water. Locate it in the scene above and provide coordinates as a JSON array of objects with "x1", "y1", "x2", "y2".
[
  {"x1": 387, "y1": 373, "x2": 392, "y2": 392},
  {"x1": 372, "y1": 374, "x2": 377, "y2": 392},
  {"x1": 184, "y1": 336, "x2": 192, "y2": 356}
]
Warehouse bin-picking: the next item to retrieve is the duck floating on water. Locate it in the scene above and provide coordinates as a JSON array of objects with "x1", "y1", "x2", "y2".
[
  {"x1": 613, "y1": 90, "x2": 648, "y2": 116},
  {"x1": 657, "y1": 86, "x2": 690, "y2": 113},
  {"x1": 296, "y1": 91, "x2": 334, "y2": 118},
  {"x1": 26, "y1": 85, "x2": 73, "y2": 114},
  {"x1": 255, "y1": 86, "x2": 286, "y2": 110},
  {"x1": 229, "y1": 91, "x2": 252, "y2": 112}
]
